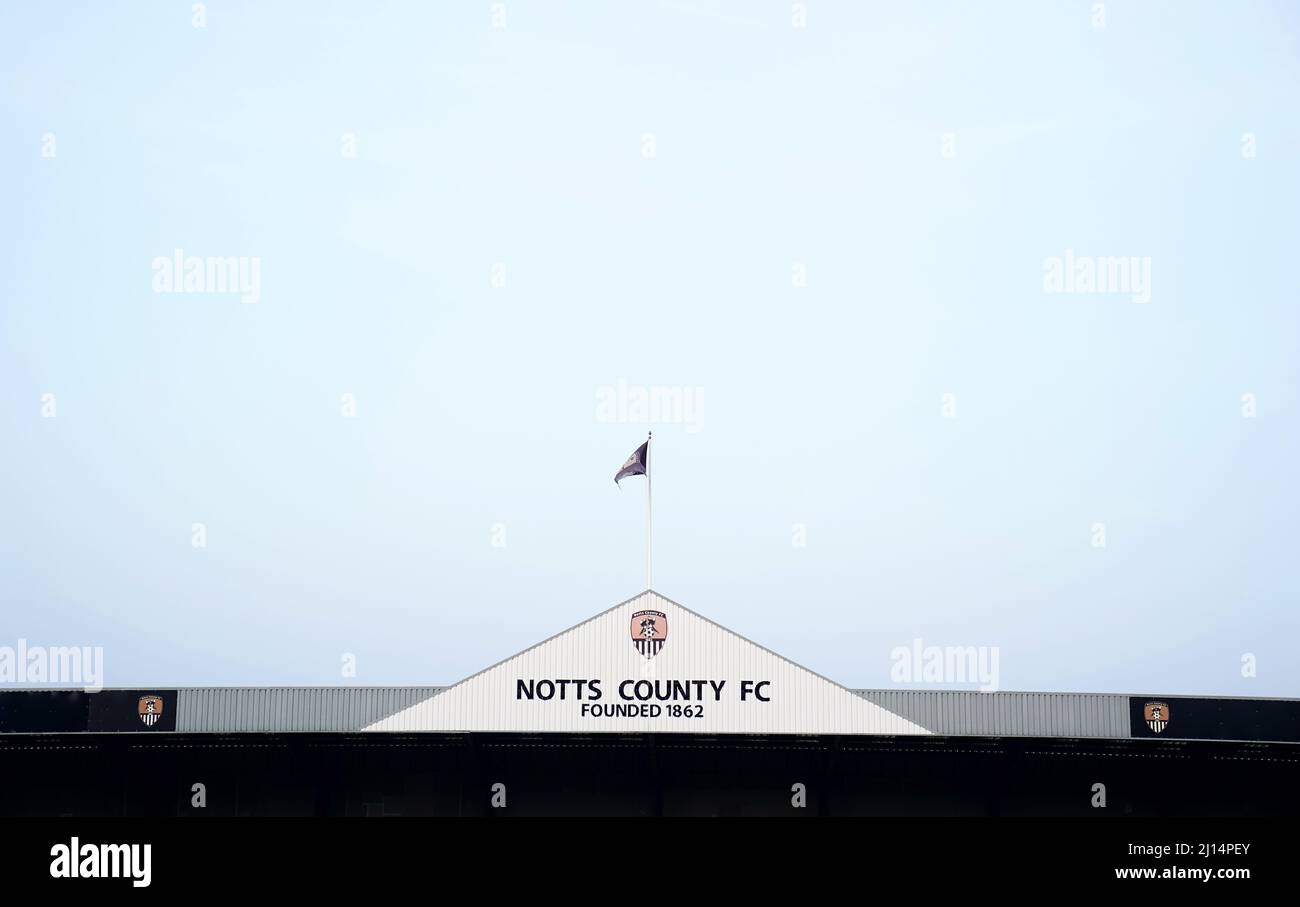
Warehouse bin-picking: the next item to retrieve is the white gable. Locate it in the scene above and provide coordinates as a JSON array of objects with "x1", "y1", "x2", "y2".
[{"x1": 364, "y1": 592, "x2": 929, "y2": 736}]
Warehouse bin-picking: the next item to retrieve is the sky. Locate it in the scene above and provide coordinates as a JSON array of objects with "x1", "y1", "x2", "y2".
[{"x1": 1, "y1": 1, "x2": 1297, "y2": 696}]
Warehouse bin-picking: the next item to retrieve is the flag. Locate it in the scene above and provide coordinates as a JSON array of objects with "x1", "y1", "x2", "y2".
[{"x1": 614, "y1": 440, "x2": 648, "y2": 485}]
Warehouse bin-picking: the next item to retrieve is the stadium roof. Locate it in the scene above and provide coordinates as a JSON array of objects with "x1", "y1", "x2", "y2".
[{"x1": 3, "y1": 591, "x2": 1297, "y2": 743}]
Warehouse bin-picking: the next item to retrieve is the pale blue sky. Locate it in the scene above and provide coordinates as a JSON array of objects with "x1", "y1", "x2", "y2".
[{"x1": 1, "y1": 1, "x2": 1297, "y2": 695}]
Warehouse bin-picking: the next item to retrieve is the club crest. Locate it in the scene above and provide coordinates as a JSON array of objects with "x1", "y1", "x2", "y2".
[
  {"x1": 1143, "y1": 701, "x2": 1170, "y2": 734},
  {"x1": 630, "y1": 609, "x2": 667, "y2": 659},
  {"x1": 138, "y1": 695, "x2": 164, "y2": 727}
]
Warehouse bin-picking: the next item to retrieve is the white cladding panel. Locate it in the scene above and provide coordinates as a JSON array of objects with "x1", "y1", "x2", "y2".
[{"x1": 364, "y1": 592, "x2": 928, "y2": 735}]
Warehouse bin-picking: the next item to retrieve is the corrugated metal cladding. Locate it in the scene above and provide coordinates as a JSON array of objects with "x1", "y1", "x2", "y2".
[
  {"x1": 174, "y1": 687, "x2": 1129, "y2": 737},
  {"x1": 176, "y1": 687, "x2": 443, "y2": 733},
  {"x1": 855, "y1": 690, "x2": 1129, "y2": 739}
]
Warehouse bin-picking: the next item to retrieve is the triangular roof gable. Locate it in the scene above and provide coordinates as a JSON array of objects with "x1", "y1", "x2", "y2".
[{"x1": 365, "y1": 591, "x2": 928, "y2": 736}]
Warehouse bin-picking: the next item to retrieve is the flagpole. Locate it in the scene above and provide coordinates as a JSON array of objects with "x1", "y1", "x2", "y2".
[{"x1": 646, "y1": 431, "x2": 652, "y2": 590}]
